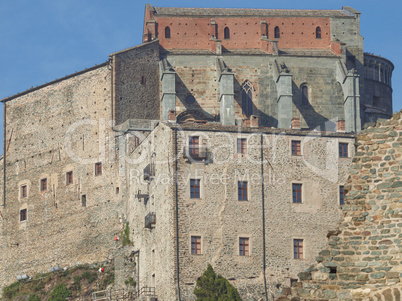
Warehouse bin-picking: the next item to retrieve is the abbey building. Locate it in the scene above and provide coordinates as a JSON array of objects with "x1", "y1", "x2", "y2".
[{"x1": 0, "y1": 5, "x2": 394, "y2": 300}]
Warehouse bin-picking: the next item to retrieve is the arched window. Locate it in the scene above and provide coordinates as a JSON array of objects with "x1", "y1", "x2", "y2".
[
  {"x1": 315, "y1": 26, "x2": 321, "y2": 39},
  {"x1": 165, "y1": 26, "x2": 171, "y2": 39},
  {"x1": 242, "y1": 81, "x2": 253, "y2": 117},
  {"x1": 274, "y1": 26, "x2": 280, "y2": 39},
  {"x1": 224, "y1": 27, "x2": 230, "y2": 39},
  {"x1": 301, "y1": 85, "x2": 309, "y2": 106}
]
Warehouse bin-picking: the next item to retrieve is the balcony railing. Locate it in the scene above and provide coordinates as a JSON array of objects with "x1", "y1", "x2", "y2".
[
  {"x1": 145, "y1": 212, "x2": 156, "y2": 229},
  {"x1": 136, "y1": 190, "x2": 149, "y2": 202},
  {"x1": 183, "y1": 146, "x2": 209, "y2": 161},
  {"x1": 143, "y1": 163, "x2": 155, "y2": 181}
]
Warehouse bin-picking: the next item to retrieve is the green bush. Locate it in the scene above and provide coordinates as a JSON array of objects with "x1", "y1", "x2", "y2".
[
  {"x1": 49, "y1": 284, "x2": 72, "y2": 301},
  {"x1": 28, "y1": 294, "x2": 41, "y2": 301},
  {"x1": 3, "y1": 281, "x2": 22, "y2": 300},
  {"x1": 121, "y1": 222, "x2": 133, "y2": 246},
  {"x1": 194, "y1": 264, "x2": 241, "y2": 301},
  {"x1": 81, "y1": 271, "x2": 97, "y2": 283}
]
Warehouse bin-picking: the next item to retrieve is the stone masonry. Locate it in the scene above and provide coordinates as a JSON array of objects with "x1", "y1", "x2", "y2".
[{"x1": 276, "y1": 113, "x2": 402, "y2": 300}]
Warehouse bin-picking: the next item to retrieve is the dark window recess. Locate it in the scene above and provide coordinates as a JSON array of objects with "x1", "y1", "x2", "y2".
[
  {"x1": 293, "y1": 239, "x2": 303, "y2": 259},
  {"x1": 141, "y1": 76, "x2": 146, "y2": 85},
  {"x1": 291, "y1": 141, "x2": 301, "y2": 156},
  {"x1": 190, "y1": 179, "x2": 200, "y2": 198},
  {"x1": 329, "y1": 267, "x2": 337, "y2": 274},
  {"x1": 274, "y1": 26, "x2": 280, "y2": 38},
  {"x1": 66, "y1": 171, "x2": 73, "y2": 185},
  {"x1": 95, "y1": 162, "x2": 102, "y2": 176},
  {"x1": 373, "y1": 96, "x2": 381, "y2": 107},
  {"x1": 144, "y1": 163, "x2": 155, "y2": 181},
  {"x1": 185, "y1": 137, "x2": 208, "y2": 160},
  {"x1": 224, "y1": 27, "x2": 230, "y2": 39},
  {"x1": 40, "y1": 178, "x2": 47, "y2": 191},
  {"x1": 116, "y1": 187, "x2": 120, "y2": 194},
  {"x1": 237, "y1": 138, "x2": 247, "y2": 154},
  {"x1": 191, "y1": 236, "x2": 201, "y2": 254},
  {"x1": 339, "y1": 143, "x2": 348, "y2": 158},
  {"x1": 20, "y1": 209, "x2": 27, "y2": 221},
  {"x1": 290, "y1": 279, "x2": 298, "y2": 287},
  {"x1": 81, "y1": 195, "x2": 87, "y2": 207},
  {"x1": 165, "y1": 26, "x2": 171, "y2": 39},
  {"x1": 301, "y1": 85, "x2": 309, "y2": 106},
  {"x1": 21, "y1": 185, "x2": 27, "y2": 198},
  {"x1": 347, "y1": 55, "x2": 356, "y2": 70},
  {"x1": 292, "y1": 184, "x2": 302, "y2": 203},
  {"x1": 145, "y1": 212, "x2": 156, "y2": 229},
  {"x1": 238, "y1": 181, "x2": 248, "y2": 201},
  {"x1": 315, "y1": 26, "x2": 321, "y2": 38},
  {"x1": 242, "y1": 81, "x2": 253, "y2": 117},
  {"x1": 339, "y1": 186, "x2": 345, "y2": 206},
  {"x1": 239, "y1": 237, "x2": 249, "y2": 256}
]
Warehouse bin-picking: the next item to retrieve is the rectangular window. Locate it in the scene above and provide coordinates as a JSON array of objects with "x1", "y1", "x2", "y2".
[
  {"x1": 40, "y1": 178, "x2": 47, "y2": 191},
  {"x1": 81, "y1": 195, "x2": 87, "y2": 207},
  {"x1": 239, "y1": 237, "x2": 249, "y2": 256},
  {"x1": 237, "y1": 138, "x2": 247, "y2": 154},
  {"x1": 292, "y1": 184, "x2": 302, "y2": 203},
  {"x1": 339, "y1": 143, "x2": 348, "y2": 158},
  {"x1": 339, "y1": 186, "x2": 345, "y2": 206},
  {"x1": 238, "y1": 181, "x2": 248, "y2": 201},
  {"x1": 294, "y1": 239, "x2": 303, "y2": 259},
  {"x1": 20, "y1": 209, "x2": 27, "y2": 222},
  {"x1": 190, "y1": 179, "x2": 200, "y2": 198},
  {"x1": 291, "y1": 140, "x2": 301, "y2": 156},
  {"x1": 189, "y1": 136, "x2": 199, "y2": 157},
  {"x1": 66, "y1": 171, "x2": 73, "y2": 185},
  {"x1": 95, "y1": 162, "x2": 102, "y2": 176},
  {"x1": 191, "y1": 236, "x2": 201, "y2": 255},
  {"x1": 21, "y1": 185, "x2": 27, "y2": 198}
]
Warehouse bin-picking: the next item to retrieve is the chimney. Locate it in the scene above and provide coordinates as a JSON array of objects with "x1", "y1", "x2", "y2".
[
  {"x1": 336, "y1": 120, "x2": 345, "y2": 132},
  {"x1": 250, "y1": 115, "x2": 259, "y2": 128},
  {"x1": 291, "y1": 117, "x2": 301, "y2": 129},
  {"x1": 168, "y1": 110, "x2": 176, "y2": 122}
]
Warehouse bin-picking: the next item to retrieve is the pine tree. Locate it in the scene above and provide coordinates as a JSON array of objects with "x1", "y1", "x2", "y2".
[{"x1": 194, "y1": 264, "x2": 241, "y2": 301}]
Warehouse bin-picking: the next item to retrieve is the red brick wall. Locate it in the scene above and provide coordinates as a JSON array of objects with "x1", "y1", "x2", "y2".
[{"x1": 145, "y1": 15, "x2": 333, "y2": 51}]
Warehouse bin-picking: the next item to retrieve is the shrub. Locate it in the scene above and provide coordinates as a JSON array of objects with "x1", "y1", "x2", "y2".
[
  {"x1": 28, "y1": 294, "x2": 41, "y2": 301},
  {"x1": 121, "y1": 222, "x2": 132, "y2": 246},
  {"x1": 194, "y1": 264, "x2": 241, "y2": 301},
  {"x1": 3, "y1": 281, "x2": 22, "y2": 300},
  {"x1": 49, "y1": 284, "x2": 72, "y2": 301},
  {"x1": 81, "y1": 271, "x2": 97, "y2": 283}
]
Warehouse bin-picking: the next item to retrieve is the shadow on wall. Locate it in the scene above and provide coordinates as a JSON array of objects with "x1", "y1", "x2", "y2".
[
  {"x1": 292, "y1": 81, "x2": 336, "y2": 131},
  {"x1": 175, "y1": 74, "x2": 216, "y2": 122}
]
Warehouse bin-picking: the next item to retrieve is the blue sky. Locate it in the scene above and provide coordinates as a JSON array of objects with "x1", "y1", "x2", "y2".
[{"x1": 0, "y1": 0, "x2": 400, "y2": 152}]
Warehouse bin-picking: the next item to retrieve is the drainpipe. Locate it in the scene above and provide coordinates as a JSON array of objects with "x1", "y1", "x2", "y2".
[
  {"x1": 260, "y1": 133, "x2": 268, "y2": 301},
  {"x1": 174, "y1": 128, "x2": 181, "y2": 300}
]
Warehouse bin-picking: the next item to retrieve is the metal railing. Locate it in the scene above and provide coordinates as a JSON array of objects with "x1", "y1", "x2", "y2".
[
  {"x1": 138, "y1": 286, "x2": 156, "y2": 297},
  {"x1": 183, "y1": 146, "x2": 209, "y2": 160}
]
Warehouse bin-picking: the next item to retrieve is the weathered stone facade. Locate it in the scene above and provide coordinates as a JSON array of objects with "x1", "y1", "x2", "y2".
[
  {"x1": 276, "y1": 113, "x2": 402, "y2": 300},
  {"x1": 0, "y1": 4, "x2": 395, "y2": 301}
]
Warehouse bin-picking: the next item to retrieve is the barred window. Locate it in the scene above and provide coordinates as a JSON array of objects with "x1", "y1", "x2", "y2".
[
  {"x1": 339, "y1": 143, "x2": 348, "y2": 158},
  {"x1": 95, "y1": 162, "x2": 102, "y2": 176},
  {"x1": 190, "y1": 179, "x2": 200, "y2": 198},
  {"x1": 237, "y1": 138, "x2": 247, "y2": 154},
  {"x1": 292, "y1": 184, "x2": 302, "y2": 203},
  {"x1": 291, "y1": 141, "x2": 301, "y2": 156},
  {"x1": 66, "y1": 171, "x2": 73, "y2": 185},
  {"x1": 238, "y1": 181, "x2": 248, "y2": 201},
  {"x1": 40, "y1": 178, "x2": 47, "y2": 191},
  {"x1": 239, "y1": 237, "x2": 249, "y2": 256},
  {"x1": 191, "y1": 236, "x2": 201, "y2": 254},
  {"x1": 294, "y1": 239, "x2": 303, "y2": 259}
]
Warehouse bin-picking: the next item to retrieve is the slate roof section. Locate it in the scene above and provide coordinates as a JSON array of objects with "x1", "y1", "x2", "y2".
[{"x1": 153, "y1": 6, "x2": 354, "y2": 18}]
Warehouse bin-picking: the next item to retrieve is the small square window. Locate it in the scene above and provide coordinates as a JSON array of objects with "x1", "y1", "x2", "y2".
[
  {"x1": 66, "y1": 171, "x2": 73, "y2": 185},
  {"x1": 237, "y1": 138, "x2": 247, "y2": 154},
  {"x1": 21, "y1": 185, "x2": 27, "y2": 198},
  {"x1": 40, "y1": 178, "x2": 47, "y2": 191},
  {"x1": 339, "y1": 186, "x2": 345, "y2": 206},
  {"x1": 95, "y1": 162, "x2": 102, "y2": 176},
  {"x1": 339, "y1": 143, "x2": 348, "y2": 158},
  {"x1": 190, "y1": 179, "x2": 200, "y2": 198},
  {"x1": 294, "y1": 239, "x2": 303, "y2": 259},
  {"x1": 239, "y1": 237, "x2": 249, "y2": 256},
  {"x1": 81, "y1": 195, "x2": 87, "y2": 207},
  {"x1": 191, "y1": 236, "x2": 201, "y2": 255},
  {"x1": 238, "y1": 181, "x2": 248, "y2": 201},
  {"x1": 292, "y1": 184, "x2": 302, "y2": 203},
  {"x1": 291, "y1": 140, "x2": 301, "y2": 156},
  {"x1": 20, "y1": 209, "x2": 27, "y2": 222}
]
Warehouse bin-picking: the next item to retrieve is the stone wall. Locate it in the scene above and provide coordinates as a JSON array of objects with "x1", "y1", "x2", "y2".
[
  {"x1": 277, "y1": 112, "x2": 402, "y2": 300},
  {"x1": 112, "y1": 40, "x2": 160, "y2": 126},
  {"x1": 0, "y1": 65, "x2": 125, "y2": 290}
]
